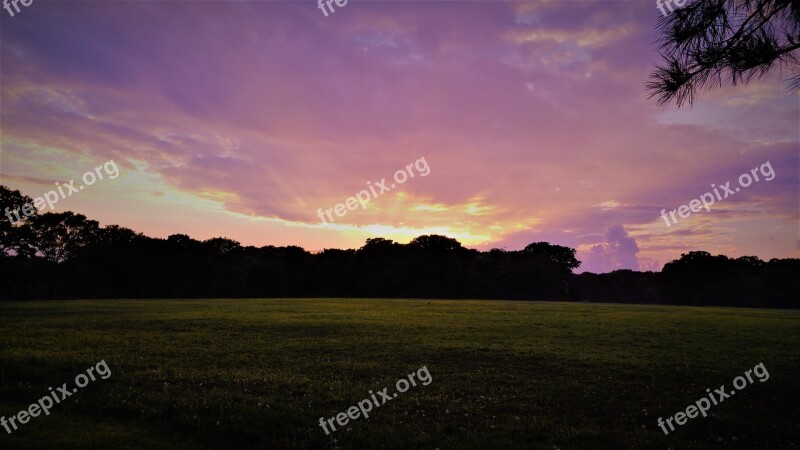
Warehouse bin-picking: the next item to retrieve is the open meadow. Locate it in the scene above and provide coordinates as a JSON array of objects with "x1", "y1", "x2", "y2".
[{"x1": 1, "y1": 299, "x2": 798, "y2": 449}]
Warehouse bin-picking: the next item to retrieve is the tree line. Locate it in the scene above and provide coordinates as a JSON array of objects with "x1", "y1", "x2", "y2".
[{"x1": 1, "y1": 185, "x2": 797, "y2": 307}]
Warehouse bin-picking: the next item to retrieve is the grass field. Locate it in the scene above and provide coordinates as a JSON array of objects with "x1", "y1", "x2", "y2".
[{"x1": 0, "y1": 299, "x2": 798, "y2": 449}]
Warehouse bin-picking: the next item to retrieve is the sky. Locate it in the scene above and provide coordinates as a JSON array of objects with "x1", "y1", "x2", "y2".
[{"x1": 0, "y1": 0, "x2": 798, "y2": 273}]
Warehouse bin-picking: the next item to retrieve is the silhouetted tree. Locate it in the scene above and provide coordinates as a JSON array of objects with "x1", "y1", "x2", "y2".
[
  {"x1": 30, "y1": 212, "x2": 100, "y2": 262},
  {"x1": 0, "y1": 186, "x2": 797, "y2": 307},
  {"x1": 0, "y1": 185, "x2": 37, "y2": 257},
  {"x1": 648, "y1": 0, "x2": 800, "y2": 106},
  {"x1": 97, "y1": 225, "x2": 142, "y2": 245},
  {"x1": 736, "y1": 255, "x2": 765, "y2": 267},
  {"x1": 203, "y1": 237, "x2": 242, "y2": 255},
  {"x1": 522, "y1": 242, "x2": 581, "y2": 272},
  {"x1": 359, "y1": 238, "x2": 401, "y2": 255},
  {"x1": 407, "y1": 235, "x2": 464, "y2": 253}
]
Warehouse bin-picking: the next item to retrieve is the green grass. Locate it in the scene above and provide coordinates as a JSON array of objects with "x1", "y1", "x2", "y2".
[{"x1": 0, "y1": 299, "x2": 798, "y2": 449}]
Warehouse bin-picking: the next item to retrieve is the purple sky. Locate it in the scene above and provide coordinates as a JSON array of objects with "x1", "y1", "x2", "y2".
[{"x1": 1, "y1": 0, "x2": 798, "y2": 273}]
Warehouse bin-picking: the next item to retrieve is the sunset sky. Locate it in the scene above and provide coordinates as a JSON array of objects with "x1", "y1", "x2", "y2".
[{"x1": 1, "y1": 1, "x2": 798, "y2": 273}]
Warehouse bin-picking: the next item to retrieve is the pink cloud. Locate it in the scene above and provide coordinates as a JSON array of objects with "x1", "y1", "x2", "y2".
[{"x1": 1, "y1": 1, "x2": 797, "y2": 271}]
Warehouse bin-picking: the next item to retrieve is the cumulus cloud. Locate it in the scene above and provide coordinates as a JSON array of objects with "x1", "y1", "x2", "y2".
[{"x1": 581, "y1": 225, "x2": 640, "y2": 273}]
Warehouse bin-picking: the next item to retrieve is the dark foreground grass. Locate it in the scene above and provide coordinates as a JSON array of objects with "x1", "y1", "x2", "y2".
[{"x1": 0, "y1": 299, "x2": 798, "y2": 449}]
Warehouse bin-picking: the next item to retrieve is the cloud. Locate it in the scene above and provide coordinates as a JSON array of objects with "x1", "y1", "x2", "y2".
[
  {"x1": 505, "y1": 25, "x2": 635, "y2": 49},
  {"x1": 581, "y1": 225, "x2": 641, "y2": 273},
  {"x1": 0, "y1": 1, "x2": 796, "y2": 265}
]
